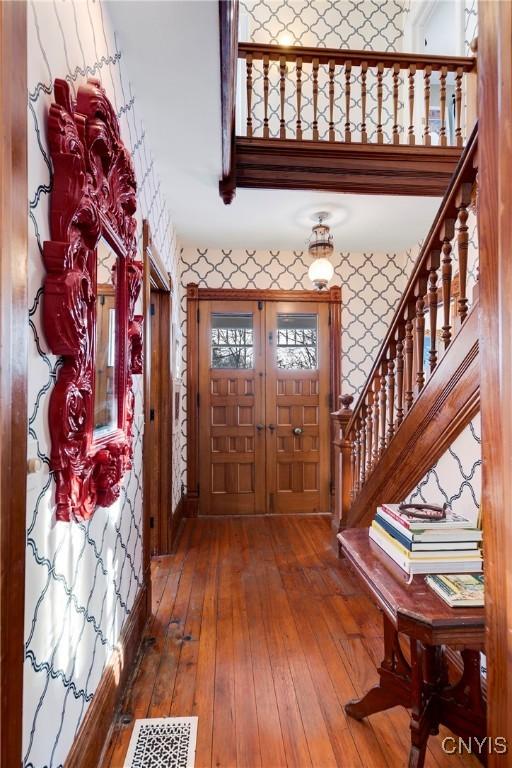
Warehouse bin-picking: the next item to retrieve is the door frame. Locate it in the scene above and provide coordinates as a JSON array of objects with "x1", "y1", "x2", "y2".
[
  {"x1": 186, "y1": 284, "x2": 342, "y2": 517},
  {"x1": 142, "y1": 221, "x2": 173, "y2": 565},
  {"x1": 478, "y1": 1, "x2": 512, "y2": 756},
  {"x1": 0, "y1": 2, "x2": 28, "y2": 765}
]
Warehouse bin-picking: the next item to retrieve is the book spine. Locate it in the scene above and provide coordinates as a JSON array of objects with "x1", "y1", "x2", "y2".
[
  {"x1": 369, "y1": 527, "x2": 411, "y2": 573},
  {"x1": 372, "y1": 522, "x2": 483, "y2": 562},
  {"x1": 380, "y1": 503, "x2": 411, "y2": 530},
  {"x1": 375, "y1": 514, "x2": 413, "y2": 549},
  {"x1": 426, "y1": 575, "x2": 456, "y2": 598}
]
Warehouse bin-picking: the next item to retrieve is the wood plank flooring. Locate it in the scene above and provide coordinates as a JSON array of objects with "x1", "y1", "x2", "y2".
[{"x1": 101, "y1": 516, "x2": 480, "y2": 768}]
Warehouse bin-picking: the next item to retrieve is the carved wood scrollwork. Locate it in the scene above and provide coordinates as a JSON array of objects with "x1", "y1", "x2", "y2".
[{"x1": 43, "y1": 77, "x2": 143, "y2": 521}]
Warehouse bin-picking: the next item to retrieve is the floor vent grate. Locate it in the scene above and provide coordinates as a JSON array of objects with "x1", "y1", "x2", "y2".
[{"x1": 124, "y1": 716, "x2": 198, "y2": 768}]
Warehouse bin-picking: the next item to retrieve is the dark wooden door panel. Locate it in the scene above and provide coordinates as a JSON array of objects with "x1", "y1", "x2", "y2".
[
  {"x1": 266, "y1": 302, "x2": 330, "y2": 514},
  {"x1": 197, "y1": 296, "x2": 331, "y2": 515},
  {"x1": 199, "y1": 300, "x2": 265, "y2": 515}
]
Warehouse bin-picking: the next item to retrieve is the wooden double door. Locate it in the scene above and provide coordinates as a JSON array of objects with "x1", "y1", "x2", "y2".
[{"x1": 197, "y1": 296, "x2": 333, "y2": 515}]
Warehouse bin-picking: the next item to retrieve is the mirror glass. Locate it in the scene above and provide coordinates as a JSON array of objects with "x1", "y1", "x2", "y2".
[{"x1": 93, "y1": 238, "x2": 118, "y2": 438}]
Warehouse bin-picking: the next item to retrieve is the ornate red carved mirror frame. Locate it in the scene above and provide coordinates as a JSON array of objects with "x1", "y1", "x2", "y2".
[{"x1": 43, "y1": 78, "x2": 143, "y2": 521}]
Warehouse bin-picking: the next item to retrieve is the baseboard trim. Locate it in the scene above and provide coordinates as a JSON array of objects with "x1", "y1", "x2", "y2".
[
  {"x1": 64, "y1": 585, "x2": 148, "y2": 768},
  {"x1": 185, "y1": 491, "x2": 199, "y2": 518}
]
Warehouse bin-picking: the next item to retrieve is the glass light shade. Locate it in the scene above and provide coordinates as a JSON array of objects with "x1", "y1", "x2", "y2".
[{"x1": 308, "y1": 257, "x2": 334, "y2": 290}]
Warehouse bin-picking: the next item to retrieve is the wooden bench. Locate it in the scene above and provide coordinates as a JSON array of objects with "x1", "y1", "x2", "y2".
[{"x1": 339, "y1": 528, "x2": 486, "y2": 768}]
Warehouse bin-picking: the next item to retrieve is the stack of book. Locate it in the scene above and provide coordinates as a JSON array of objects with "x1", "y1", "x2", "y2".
[
  {"x1": 425, "y1": 574, "x2": 484, "y2": 607},
  {"x1": 369, "y1": 503, "x2": 483, "y2": 575}
]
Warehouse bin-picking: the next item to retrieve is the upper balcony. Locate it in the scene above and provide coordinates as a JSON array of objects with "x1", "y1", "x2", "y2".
[{"x1": 219, "y1": 5, "x2": 477, "y2": 204}]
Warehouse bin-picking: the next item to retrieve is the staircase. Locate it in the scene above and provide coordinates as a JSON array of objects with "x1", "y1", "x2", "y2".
[{"x1": 332, "y1": 125, "x2": 479, "y2": 531}]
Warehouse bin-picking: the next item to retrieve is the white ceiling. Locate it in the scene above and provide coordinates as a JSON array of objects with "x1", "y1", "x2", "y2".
[{"x1": 106, "y1": 0, "x2": 440, "y2": 252}]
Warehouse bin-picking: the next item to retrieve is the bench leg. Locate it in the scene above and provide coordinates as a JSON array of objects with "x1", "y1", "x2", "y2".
[
  {"x1": 408, "y1": 640, "x2": 441, "y2": 768},
  {"x1": 345, "y1": 616, "x2": 411, "y2": 719}
]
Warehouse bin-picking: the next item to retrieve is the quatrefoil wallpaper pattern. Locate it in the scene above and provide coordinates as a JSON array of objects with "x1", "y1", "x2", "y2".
[
  {"x1": 25, "y1": 3, "x2": 180, "y2": 766},
  {"x1": 239, "y1": 0, "x2": 409, "y2": 142},
  {"x1": 178, "y1": 239, "x2": 481, "y2": 527}
]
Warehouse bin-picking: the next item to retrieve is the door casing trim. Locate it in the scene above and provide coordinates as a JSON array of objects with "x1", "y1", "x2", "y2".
[
  {"x1": 143, "y1": 220, "x2": 173, "y2": 564},
  {"x1": 186, "y1": 284, "x2": 342, "y2": 518}
]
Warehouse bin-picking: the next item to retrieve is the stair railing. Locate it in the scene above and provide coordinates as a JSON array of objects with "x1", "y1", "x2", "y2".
[{"x1": 332, "y1": 123, "x2": 479, "y2": 530}]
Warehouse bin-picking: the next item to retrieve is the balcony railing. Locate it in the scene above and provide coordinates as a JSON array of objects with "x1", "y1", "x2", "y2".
[
  {"x1": 220, "y1": 32, "x2": 477, "y2": 202},
  {"x1": 238, "y1": 42, "x2": 476, "y2": 148}
]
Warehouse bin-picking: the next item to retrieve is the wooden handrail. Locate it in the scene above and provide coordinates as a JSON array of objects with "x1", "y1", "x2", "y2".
[
  {"x1": 237, "y1": 42, "x2": 476, "y2": 150},
  {"x1": 345, "y1": 121, "x2": 478, "y2": 440},
  {"x1": 330, "y1": 124, "x2": 479, "y2": 528},
  {"x1": 238, "y1": 42, "x2": 476, "y2": 72}
]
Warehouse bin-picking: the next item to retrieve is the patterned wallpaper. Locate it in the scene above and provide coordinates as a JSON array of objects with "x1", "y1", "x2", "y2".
[
  {"x1": 239, "y1": 0, "x2": 411, "y2": 142},
  {"x1": 240, "y1": 0, "x2": 408, "y2": 49},
  {"x1": 406, "y1": 415, "x2": 481, "y2": 526},
  {"x1": 465, "y1": 0, "x2": 478, "y2": 53},
  {"x1": 179, "y1": 247, "x2": 411, "y2": 488},
  {"x1": 25, "y1": 2, "x2": 180, "y2": 766}
]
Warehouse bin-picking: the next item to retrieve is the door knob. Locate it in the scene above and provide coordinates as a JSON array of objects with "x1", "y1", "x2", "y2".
[
  {"x1": 256, "y1": 423, "x2": 265, "y2": 431},
  {"x1": 268, "y1": 424, "x2": 275, "y2": 432},
  {"x1": 292, "y1": 427, "x2": 303, "y2": 435}
]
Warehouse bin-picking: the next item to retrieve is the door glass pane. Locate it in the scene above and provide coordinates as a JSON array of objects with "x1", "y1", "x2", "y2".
[
  {"x1": 276, "y1": 313, "x2": 318, "y2": 369},
  {"x1": 211, "y1": 313, "x2": 254, "y2": 369}
]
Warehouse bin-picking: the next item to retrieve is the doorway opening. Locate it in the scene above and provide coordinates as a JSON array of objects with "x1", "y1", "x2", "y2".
[
  {"x1": 143, "y1": 221, "x2": 173, "y2": 555},
  {"x1": 187, "y1": 287, "x2": 341, "y2": 517}
]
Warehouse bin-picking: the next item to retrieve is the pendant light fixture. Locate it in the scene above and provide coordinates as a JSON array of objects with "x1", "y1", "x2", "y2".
[{"x1": 307, "y1": 212, "x2": 335, "y2": 290}]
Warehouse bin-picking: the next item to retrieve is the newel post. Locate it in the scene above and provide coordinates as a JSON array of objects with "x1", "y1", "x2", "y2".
[{"x1": 331, "y1": 394, "x2": 354, "y2": 541}]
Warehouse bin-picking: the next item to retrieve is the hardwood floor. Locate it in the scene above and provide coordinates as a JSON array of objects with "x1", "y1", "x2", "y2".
[{"x1": 101, "y1": 516, "x2": 480, "y2": 768}]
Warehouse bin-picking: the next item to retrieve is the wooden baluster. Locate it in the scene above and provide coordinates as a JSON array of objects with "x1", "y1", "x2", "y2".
[
  {"x1": 395, "y1": 325, "x2": 405, "y2": 428},
  {"x1": 345, "y1": 60, "x2": 352, "y2": 142},
  {"x1": 456, "y1": 183, "x2": 472, "y2": 324},
  {"x1": 372, "y1": 376, "x2": 380, "y2": 465},
  {"x1": 404, "y1": 306, "x2": 415, "y2": 412},
  {"x1": 440, "y1": 65, "x2": 447, "y2": 146},
  {"x1": 415, "y1": 277, "x2": 427, "y2": 393},
  {"x1": 426, "y1": 251, "x2": 440, "y2": 373},
  {"x1": 379, "y1": 362, "x2": 387, "y2": 454},
  {"x1": 408, "y1": 63, "x2": 416, "y2": 145},
  {"x1": 332, "y1": 394, "x2": 354, "y2": 531},
  {"x1": 365, "y1": 390, "x2": 373, "y2": 474},
  {"x1": 279, "y1": 55, "x2": 286, "y2": 139},
  {"x1": 312, "y1": 57, "x2": 319, "y2": 141},
  {"x1": 392, "y1": 62, "x2": 400, "y2": 145},
  {"x1": 246, "y1": 54, "x2": 253, "y2": 138},
  {"x1": 350, "y1": 428, "x2": 357, "y2": 500},
  {"x1": 377, "y1": 62, "x2": 384, "y2": 144},
  {"x1": 455, "y1": 65, "x2": 463, "y2": 147},
  {"x1": 328, "y1": 59, "x2": 335, "y2": 141},
  {"x1": 360, "y1": 404, "x2": 366, "y2": 486},
  {"x1": 354, "y1": 419, "x2": 362, "y2": 493},
  {"x1": 296, "y1": 57, "x2": 303, "y2": 140},
  {"x1": 263, "y1": 54, "x2": 269, "y2": 138},
  {"x1": 387, "y1": 343, "x2": 396, "y2": 442},
  {"x1": 361, "y1": 61, "x2": 368, "y2": 143},
  {"x1": 423, "y1": 64, "x2": 432, "y2": 146},
  {"x1": 441, "y1": 220, "x2": 455, "y2": 349}
]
